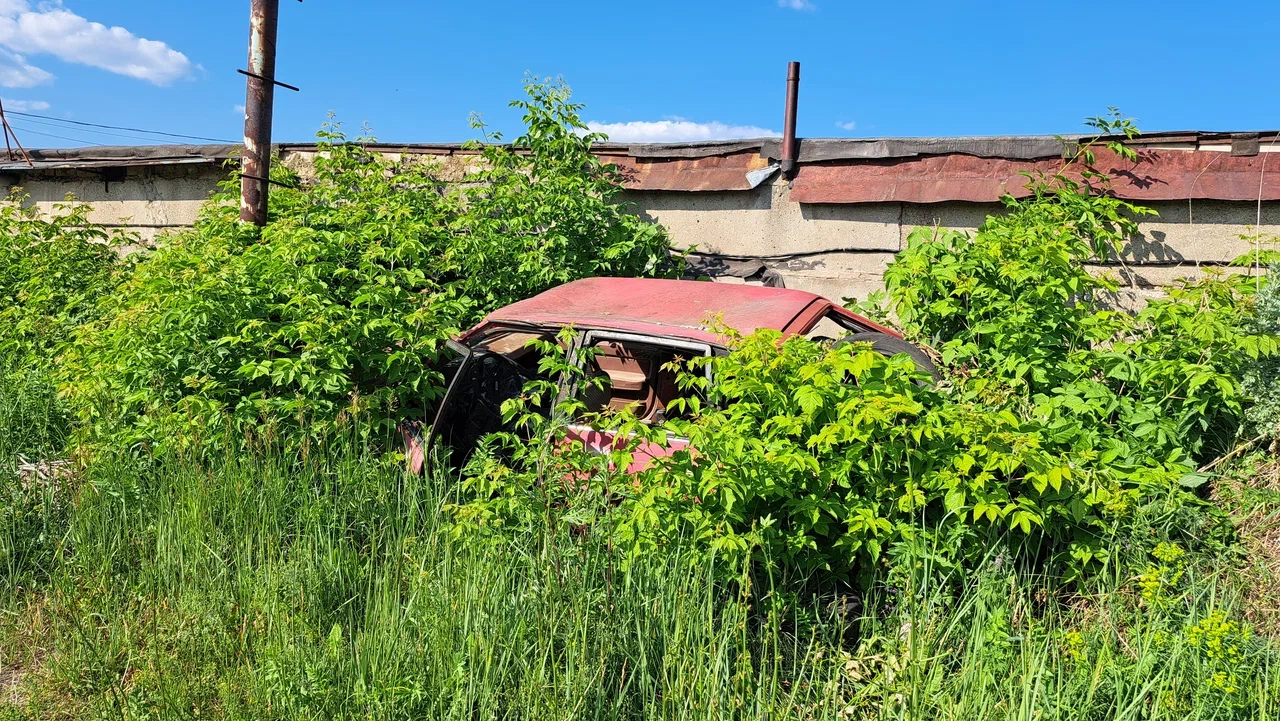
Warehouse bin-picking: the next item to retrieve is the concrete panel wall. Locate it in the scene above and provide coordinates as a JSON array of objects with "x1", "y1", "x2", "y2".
[
  {"x1": 625, "y1": 176, "x2": 1280, "y2": 302},
  {"x1": 9, "y1": 159, "x2": 1278, "y2": 306},
  {"x1": 9, "y1": 164, "x2": 223, "y2": 244}
]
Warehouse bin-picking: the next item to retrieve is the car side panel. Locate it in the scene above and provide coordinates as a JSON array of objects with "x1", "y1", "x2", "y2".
[{"x1": 565, "y1": 425, "x2": 689, "y2": 474}]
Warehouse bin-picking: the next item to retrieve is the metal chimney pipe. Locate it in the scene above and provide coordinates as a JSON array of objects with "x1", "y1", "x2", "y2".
[
  {"x1": 780, "y1": 61, "x2": 800, "y2": 178},
  {"x1": 240, "y1": 0, "x2": 280, "y2": 226}
]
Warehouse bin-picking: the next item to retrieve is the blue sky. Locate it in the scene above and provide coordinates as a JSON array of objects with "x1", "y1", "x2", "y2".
[{"x1": 0, "y1": 0, "x2": 1276, "y2": 148}]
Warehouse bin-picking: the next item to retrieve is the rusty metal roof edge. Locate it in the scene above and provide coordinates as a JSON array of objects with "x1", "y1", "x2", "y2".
[
  {"x1": 764, "y1": 130, "x2": 1280, "y2": 163},
  {"x1": 2, "y1": 130, "x2": 1276, "y2": 172}
]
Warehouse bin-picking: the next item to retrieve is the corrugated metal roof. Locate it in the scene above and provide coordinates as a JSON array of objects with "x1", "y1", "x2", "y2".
[
  {"x1": 4, "y1": 129, "x2": 1270, "y2": 168},
  {"x1": 0, "y1": 143, "x2": 239, "y2": 170},
  {"x1": 3, "y1": 131, "x2": 1276, "y2": 203},
  {"x1": 790, "y1": 146, "x2": 1280, "y2": 204}
]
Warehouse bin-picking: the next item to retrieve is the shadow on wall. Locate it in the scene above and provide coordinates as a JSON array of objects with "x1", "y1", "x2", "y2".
[
  {"x1": 1121, "y1": 230, "x2": 1185, "y2": 264},
  {"x1": 628, "y1": 187, "x2": 1276, "y2": 295}
]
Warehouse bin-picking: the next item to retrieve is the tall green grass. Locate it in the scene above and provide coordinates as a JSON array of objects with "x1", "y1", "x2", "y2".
[
  {"x1": 1, "y1": 404, "x2": 1278, "y2": 718},
  {"x1": 0, "y1": 365, "x2": 69, "y2": 461}
]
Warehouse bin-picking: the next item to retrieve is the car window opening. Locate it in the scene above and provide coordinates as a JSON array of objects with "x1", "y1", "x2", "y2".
[
  {"x1": 473, "y1": 330, "x2": 553, "y2": 373},
  {"x1": 805, "y1": 310, "x2": 864, "y2": 343},
  {"x1": 580, "y1": 339, "x2": 703, "y2": 424}
]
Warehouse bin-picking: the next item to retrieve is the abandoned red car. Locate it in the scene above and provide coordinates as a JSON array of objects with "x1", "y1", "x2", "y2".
[{"x1": 411, "y1": 277, "x2": 935, "y2": 473}]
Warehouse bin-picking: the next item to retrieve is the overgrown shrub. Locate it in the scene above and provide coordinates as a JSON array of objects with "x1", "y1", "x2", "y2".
[
  {"x1": 60, "y1": 78, "x2": 672, "y2": 454},
  {"x1": 879, "y1": 116, "x2": 1275, "y2": 466},
  {"x1": 0, "y1": 195, "x2": 122, "y2": 459},
  {"x1": 623, "y1": 331, "x2": 1101, "y2": 579},
  {"x1": 867, "y1": 120, "x2": 1277, "y2": 569},
  {"x1": 1244, "y1": 263, "x2": 1280, "y2": 439},
  {"x1": 452, "y1": 115, "x2": 1277, "y2": 581},
  {"x1": 0, "y1": 195, "x2": 123, "y2": 374}
]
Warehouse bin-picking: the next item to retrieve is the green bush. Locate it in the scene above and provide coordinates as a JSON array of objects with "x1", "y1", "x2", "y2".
[
  {"x1": 0, "y1": 195, "x2": 122, "y2": 460},
  {"x1": 61, "y1": 78, "x2": 672, "y2": 454},
  {"x1": 0, "y1": 195, "x2": 122, "y2": 374},
  {"x1": 624, "y1": 331, "x2": 1098, "y2": 578},
  {"x1": 866, "y1": 121, "x2": 1278, "y2": 567},
  {"x1": 455, "y1": 117, "x2": 1277, "y2": 582},
  {"x1": 1244, "y1": 263, "x2": 1280, "y2": 438},
  {"x1": 879, "y1": 119, "x2": 1275, "y2": 466}
]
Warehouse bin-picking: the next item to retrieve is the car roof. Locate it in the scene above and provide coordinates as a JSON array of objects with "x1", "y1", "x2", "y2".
[{"x1": 477, "y1": 277, "x2": 835, "y2": 345}]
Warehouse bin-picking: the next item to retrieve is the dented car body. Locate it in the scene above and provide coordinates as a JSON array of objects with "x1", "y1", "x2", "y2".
[{"x1": 413, "y1": 277, "x2": 919, "y2": 473}]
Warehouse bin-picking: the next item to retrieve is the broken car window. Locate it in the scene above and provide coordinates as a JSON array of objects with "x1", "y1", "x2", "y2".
[{"x1": 578, "y1": 338, "x2": 702, "y2": 424}]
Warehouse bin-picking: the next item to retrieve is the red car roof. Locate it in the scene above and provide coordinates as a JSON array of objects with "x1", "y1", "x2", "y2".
[{"x1": 469, "y1": 277, "x2": 893, "y2": 346}]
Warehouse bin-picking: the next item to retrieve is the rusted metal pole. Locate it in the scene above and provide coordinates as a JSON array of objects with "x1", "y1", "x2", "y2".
[
  {"x1": 0, "y1": 98, "x2": 13, "y2": 162},
  {"x1": 240, "y1": 0, "x2": 279, "y2": 225},
  {"x1": 0, "y1": 98, "x2": 33, "y2": 167},
  {"x1": 780, "y1": 61, "x2": 800, "y2": 179}
]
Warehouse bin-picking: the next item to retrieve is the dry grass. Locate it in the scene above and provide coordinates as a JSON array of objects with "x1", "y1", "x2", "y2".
[
  {"x1": 0, "y1": 597, "x2": 49, "y2": 713},
  {"x1": 0, "y1": 664, "x2": 23, "y2": 709},
  {"x1": 0, "y1": 595, "x2": 81, "y2": 720},
  {"x1": 1214, "y1": 458, "x2": 1280, "y2": 640},
  {"x1": 1239, "y1": 527, "x2": 1280, "y2": 636}
]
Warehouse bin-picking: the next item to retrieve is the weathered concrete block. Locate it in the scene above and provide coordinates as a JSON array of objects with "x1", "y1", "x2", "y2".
[
  {"x1": 900, "y1": 201, "x2": 993, "y2": 235},
  {"x1": 1125, "y1": 200, "x2": 1280, "y2": 264},
  {"x1": 625, "y1": 179, "x2": 901, "y2": 256}
]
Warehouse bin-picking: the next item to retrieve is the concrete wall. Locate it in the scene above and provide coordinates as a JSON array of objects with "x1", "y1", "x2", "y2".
[
  {"x1": 625, "y1": 176, "x2": 1280, "y2": 305},
  {"x1": 11, "y1": 164, "x2": 219, "y2": 246},
  {"x1": 10, "y1": 158, "x2": 1279, "y2": 305}
]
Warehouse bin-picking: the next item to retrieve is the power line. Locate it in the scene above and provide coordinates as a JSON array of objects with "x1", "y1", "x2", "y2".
[
  {"x1": 11, "y1": 114, "x2": 197, "y2": 144},
  {"x1": 6, "y1": 110, "x2": 236, "y2": 144},
  {"x1": 6, "y1": 123, "x2": 105, "y2": 147}
]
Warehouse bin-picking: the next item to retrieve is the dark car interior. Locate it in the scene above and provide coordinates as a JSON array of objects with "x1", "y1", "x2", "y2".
[
  {"x1": 429, "y1": 328, "x2": 712, "y2": 471},
  {"x1": 580, "y1": 340, "x2": 680, "y2": 422},
  {"x1": 430, "y1": 330, "x2": 553, "y2": 468}
]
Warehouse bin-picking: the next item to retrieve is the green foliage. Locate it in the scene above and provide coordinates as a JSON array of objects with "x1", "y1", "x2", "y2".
[
  {"x1": 3, "y1": 430, "x2": 1277, "y2": 720},
  {"x1": 0, "y1": 194, "x2": 123, "y2": 373},
  {"x1": 1185, "y1": 610, "x2": 1258, "y2": 702},
  {"x1": 0, "y1": 195, "x2": 122, "y2": 460},
  {"x1": 61, "y1": 77, "x2": 671, "y2": 454},
  {"x1": 881, "y1": 114, "x2": 1272, "y2": 466},
  {"x1": 450, "y1": 113, "x2": 1278, "y2": 582},
  {"x1": 1244, "y1": 261, "x2": 1280, "y2": 438},
  {"x1": 455, "y1": 79, "x2": 672, "y2": 311},
  {"x1": 882, "y1": 183, "x2": 1272, "y2": 480},
  {"x1": 614, "y1": 331, "x2": 1131, "y2": 578},
  {"x1": 7, "y1": 99, "x2": 1280, "y2": 719},
  {"x1": 447, "y1": 327, "x2": 644, "y2": 539},
  {"x1": 865, "y1": 119, "x2": 1277, "y2": 567}
]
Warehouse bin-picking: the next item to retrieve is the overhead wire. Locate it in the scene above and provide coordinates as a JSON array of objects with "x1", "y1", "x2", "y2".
[
  {"x1": 7, "y1": 123, "x2": 106, "y2": 147},
  {"x1": 5, "y1": 110, "x2": 236, "y2": 144},
  {"x1": 9, "y1": 114, "x2": 197, "y2": 144}
]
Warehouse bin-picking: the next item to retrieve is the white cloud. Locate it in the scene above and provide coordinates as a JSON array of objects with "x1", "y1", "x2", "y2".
[
  {"x1": 2, "y1": 96, "x2": 48, "y2": 111},
  {"x1": 0, "y1": 46, "x2": 49, "y2": 86},
  {"x1": 234, "y1": 104, "x2": 245, "y2": 116},
  {"x1": 0, "y1": 1, "x2": 192, "y2": 85},
  {"x1": 835, "y1": 120, "x2": 856, "y2": 131},
  {"x1": 586, "y1": 118, "x2": 779, "y2": 143},
  {"x1": 778, "y1": 0, "x2": 815, "y2": 10}
]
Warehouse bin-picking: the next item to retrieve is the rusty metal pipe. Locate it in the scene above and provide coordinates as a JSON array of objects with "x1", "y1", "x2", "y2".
[
  {"x1": 240, "y1": 0, "x2": 279, "y2": 226},
  {"x1": 780, "y1": 61, "x2": 800, "y2": 178}
]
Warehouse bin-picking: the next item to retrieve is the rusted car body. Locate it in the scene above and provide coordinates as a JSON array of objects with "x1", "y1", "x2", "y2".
[{"x1": 414, "y1": 277, "x2": 916, "y2": 473}]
